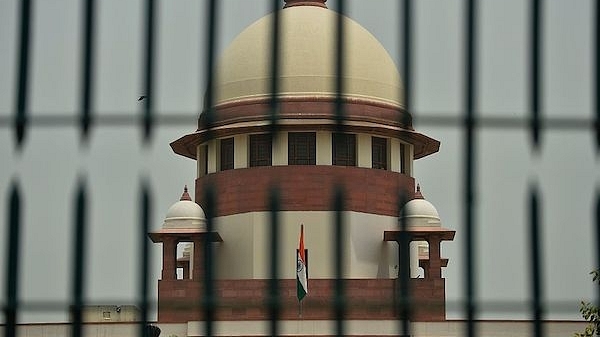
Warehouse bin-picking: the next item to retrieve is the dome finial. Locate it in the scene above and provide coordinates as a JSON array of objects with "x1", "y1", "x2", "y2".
[
  {"x1": 180, "y1": 185, "x2": 192, "y2": 201},
  {"x1": 284, "y1": 0, "x2": 327, "y2": 9},
  {"x1": 414, "y1": 183, "x2": 425, "y2": 200}
]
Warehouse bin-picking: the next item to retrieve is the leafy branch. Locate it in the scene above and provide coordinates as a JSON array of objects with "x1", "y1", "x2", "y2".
[{"x1": 574, "y1": 270, "x2": 600, "y2": 337}]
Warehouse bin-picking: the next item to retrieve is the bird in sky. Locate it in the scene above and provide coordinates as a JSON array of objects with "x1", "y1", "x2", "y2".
[{"x1": 138, "y1": 95, "x2": 147, "y2": 101}]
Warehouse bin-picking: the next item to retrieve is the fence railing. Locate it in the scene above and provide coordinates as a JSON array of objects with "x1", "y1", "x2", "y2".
[{"x1": 1, "y1": 1, "x2": 599, "y2": 337}]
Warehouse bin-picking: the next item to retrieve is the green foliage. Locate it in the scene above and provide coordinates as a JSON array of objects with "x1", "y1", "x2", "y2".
[{"x1": 574, "y1": 270, "x2": 600, "y2": 337}]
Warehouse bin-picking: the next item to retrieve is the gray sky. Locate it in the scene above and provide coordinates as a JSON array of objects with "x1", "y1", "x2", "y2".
[{"x1": 0, "y1": 0, "x2": 598, "y2": 322}]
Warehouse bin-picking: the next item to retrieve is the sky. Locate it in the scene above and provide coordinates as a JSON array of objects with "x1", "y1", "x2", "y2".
[{"x1": 0, "y1": 0, "x2": 599, "y2": 323}]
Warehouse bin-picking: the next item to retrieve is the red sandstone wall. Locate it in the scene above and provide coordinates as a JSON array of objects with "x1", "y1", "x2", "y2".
[
  {"x1": 196, "y1": 166, "x2": 415, "y2": 217},
  {"x1": 157, "y1": 278, "x2": 446, "y2": 323}
]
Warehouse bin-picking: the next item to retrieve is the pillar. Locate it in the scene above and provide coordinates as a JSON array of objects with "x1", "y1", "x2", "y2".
[
  {"x1": 427, "y1": 235, "x2": 442, "y2": 279},
  {"x1": 410, "y1": 241, "x2": 420, "y2": 278},
  {"x1": 162, "y1": 237, "x2": 177, "y2": 280},
  {"x1": 192, "y1": 238, "x2": 206, "y2": 281}
]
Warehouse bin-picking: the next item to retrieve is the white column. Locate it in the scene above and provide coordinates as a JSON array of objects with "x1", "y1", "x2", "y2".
[
  {"x1": 272, "y1": 132, "x2": 288, "y2": 165},
  {"x1": 234, "y1": 135, "x2": 248, "y2": 169},
  {"x1": 207, "y1": 139, "x2": 218, "y2": 173},
  {"x1": 316, "y1": 131, "x2": 332, "y2": 165},
  {"x1": 410, "y1": 241, "x2": 420, "y2": 278},
  {"x1": 390, "y1": 139, "x2": 401, "y2": 173},
  {"x1": 406, "y1": 144, "x2": 414, "y2": 176},
  {"x1": 357, "y1": 134, "x2": 371, "y2": 168}
]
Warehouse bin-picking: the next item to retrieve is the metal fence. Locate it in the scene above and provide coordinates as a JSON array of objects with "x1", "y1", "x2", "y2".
[{"x1": 1, "y1": 0, "x2": 599, "y2": 337}]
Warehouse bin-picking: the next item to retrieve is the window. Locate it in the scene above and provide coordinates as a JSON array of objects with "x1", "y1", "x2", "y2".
[
  {"x1": 332, "y1": 133, "x2": 356, "y2": 166},
  {"x1": 372, "y1": 137, "x2": 387, "y2": 170},
  {"x1": 249, "y1": 134, "x2": 272, "y2": 167},
  {"x1": 288, "y1": 132, "x2": 316, "y2": 165},
  {"x1": 220, "y1": 138, "x2": 234, "y2": 171}
]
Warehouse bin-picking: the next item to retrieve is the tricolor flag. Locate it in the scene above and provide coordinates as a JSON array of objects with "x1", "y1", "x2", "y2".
[{"x1": 296, "y1": 224, "x2": 308, "y2": 301}]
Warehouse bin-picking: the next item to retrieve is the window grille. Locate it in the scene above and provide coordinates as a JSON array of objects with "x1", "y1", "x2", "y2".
[{"x1": 287, "y1": 132, "x2": 316, "y2": 165}]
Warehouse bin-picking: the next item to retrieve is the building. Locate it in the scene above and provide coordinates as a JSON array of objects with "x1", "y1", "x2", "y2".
[
  {"x1": 2, "y1": 1, "x2": 589, "y2": 337},
  {"x1": 150, "y1": 0, "x2": 455, "y2": 333}
]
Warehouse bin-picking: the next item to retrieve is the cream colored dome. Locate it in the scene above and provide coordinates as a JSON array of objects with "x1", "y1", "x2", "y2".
[
  {"x1": 213, "y1": 5, "x2": 404, "y2": 107},
  {"x1": 400, "y1": 185, "x2": 441, "y2": 227},
  {"x1": 163, "y1": 186, "x2": 206, "y2": 230}
]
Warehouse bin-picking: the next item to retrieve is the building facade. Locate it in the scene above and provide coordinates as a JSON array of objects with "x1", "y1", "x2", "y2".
[{"x1": 150, "y1": 0, "x2": 455, "y2": 330}]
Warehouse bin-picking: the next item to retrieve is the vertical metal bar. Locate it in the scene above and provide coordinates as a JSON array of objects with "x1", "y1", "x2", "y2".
[
  {"x1": 397, "y1": 191, "x2": 411, "y2": 337},
  {"x1": 399, "y1": 2, "x2": 413, "y2": 331},
  {"x1": 14, "y1": 0, "x2": 33, "y2": 150},
  {"x1": 333, "y1": 186, "x2": 345, "y2": 337},
  {"x1": 528, "y1": 185, "x2": 543, "y2": 337},
  {"x1": 71, "y1": 180, "x2": 87, "y2": 337},
  {"x1": 142, "y1": 0, "x2": 156, "y2": 143},
  {"x1": 138, "y1": 182, "x2": 151, "y2": 337},
  {"x1": 594, "y1": 188, "x2": 600, "y2": 330},
  {"x1": 401, "y1": 0, "x2": 412, "y2": 125},
  {"x1": 203, "y1": 184, "x2": 216, "y2": 337},
  {"x1": 464, "y1": 0, "x2": 477, "y2": 335},
  {"x1": 333, "y1": 2, "x2": 347, "y2": 331},
  {"x1": 4, "y1": 182, "x2": 22, "y2": 337},
  {"x1": 200, "y1": 0, "x2": 220, "y2": 327},
  {"x1": 594, "y1": 1, "x2": 600, "y2": 154},
  {"x1": 334, "y1": 0, "x2": 346, "y2": 131},
  {"x1": 79, "y1": 0, "x2": 95, "y2": 143},
  {"x1": 200, "y1": 0, "x2": 219, "y2": 136},
  {"x1": 399, "y1": 3, "x2": 413, "y2": 330},
  {"x1": 530, "y1": 0, "x2": 542, "y2": 151},
  {"x1": 268, "y1": 187, "x2": 281, "y2": 337},
  {"x1": 269, "y1": 0, "x2": 281, "y2": 131}
]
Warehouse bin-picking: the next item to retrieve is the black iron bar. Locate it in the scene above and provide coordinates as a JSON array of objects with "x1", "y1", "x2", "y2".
[
  {"x1": 79, "y1": 0, "x2": 95, "y2": 143},
  {"x1": 200, "y1": 0, "x2": 219, "y2": 333},
  {"x1": 142, "y1": 0, "x2": 156, "y2": 143},
  {"x1": 464, "y1": 0, "x2": 478, "y2": 336},
  {"x1": 70, "y1": 180, "x2": 87, "y2": 337},
  {"x1": 596, "y1": 0, "x2": 600, "y2": 154},
  {"x1": 268, "y1": 187, "x2": 281, "y2": 337},
  {"x1": 4, "y1": 183, "x2": 22, "y2": 337},
  {"x1": 334, "y1": 0, "x2": 347, "y2": 132},
  {"x1": 399, "y1": 2, "x2": 413, "y2": 331},
  {"x1": 200, "y1": 0, "x2": 219, "y2": 138},
  {"x1": 530, "y1": 0, "x2": 542, "y2": 151},
  {"x1": 14, "y1": 0, "x2": 32, "y2": 150},
  {"x1": 0, "y1": 114, "x2": 597, "y2": 130},
  {"x1": 269, "y1": 0, "x2": 281, "y2": 132},
  {"x1": 595, "y1": 190, "x2": 600, "y2": 331},
  {"x1": 203, "y1": 184, "x2": 216, "y2": 337},
  {"x1": 333, "y1": 186, "x2": 345, "y2": 337},
  {"x1": 402, "y1": 0, "x2": 412, "y2": 127},
  {"x1": 529, "y1": 185, "x2": 543, "y2": 337},
  {"x1": 397, "y1": 191, "x2": 411, "y2": 337},
  {"x1": 138, "y1": 182, "x2": 151, "y2": 337}
]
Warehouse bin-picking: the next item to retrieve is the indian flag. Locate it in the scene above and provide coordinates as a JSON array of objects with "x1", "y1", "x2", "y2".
[{"x1": 296, "y1": 224, "x2": 308, "y2": 301}]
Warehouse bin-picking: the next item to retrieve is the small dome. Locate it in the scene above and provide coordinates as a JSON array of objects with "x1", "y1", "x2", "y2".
[
  {"x1": 212, "y1": 4, "x2": 403, "y2": 108},
  {"x1": 400, "y1": 185, "x2": 441, "y2": 227},
  {"x1": 163, "y1": 186, "x2": 206, "y2": 230}
]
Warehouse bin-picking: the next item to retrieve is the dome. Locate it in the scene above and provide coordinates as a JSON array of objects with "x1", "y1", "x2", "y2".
[
  {"x1": 212, "y1": 3, "x2": 404, "y2": 108},
  {"x1": 400, "y1": 185, "x2": 441, "y2": 227},
  {"x1": 163, "y1": 186, "x2": 206, "y2": 230}
]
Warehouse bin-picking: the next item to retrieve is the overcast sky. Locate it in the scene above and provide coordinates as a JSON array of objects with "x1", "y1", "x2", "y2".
[{"x1": 0, "y1": 0, "x2": 598, "y2": 323}]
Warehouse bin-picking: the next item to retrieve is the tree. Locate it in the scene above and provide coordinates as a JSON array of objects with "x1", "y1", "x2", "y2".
[{"x1": 575, "y1": 270, "x2": 600, "y2": 337}]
